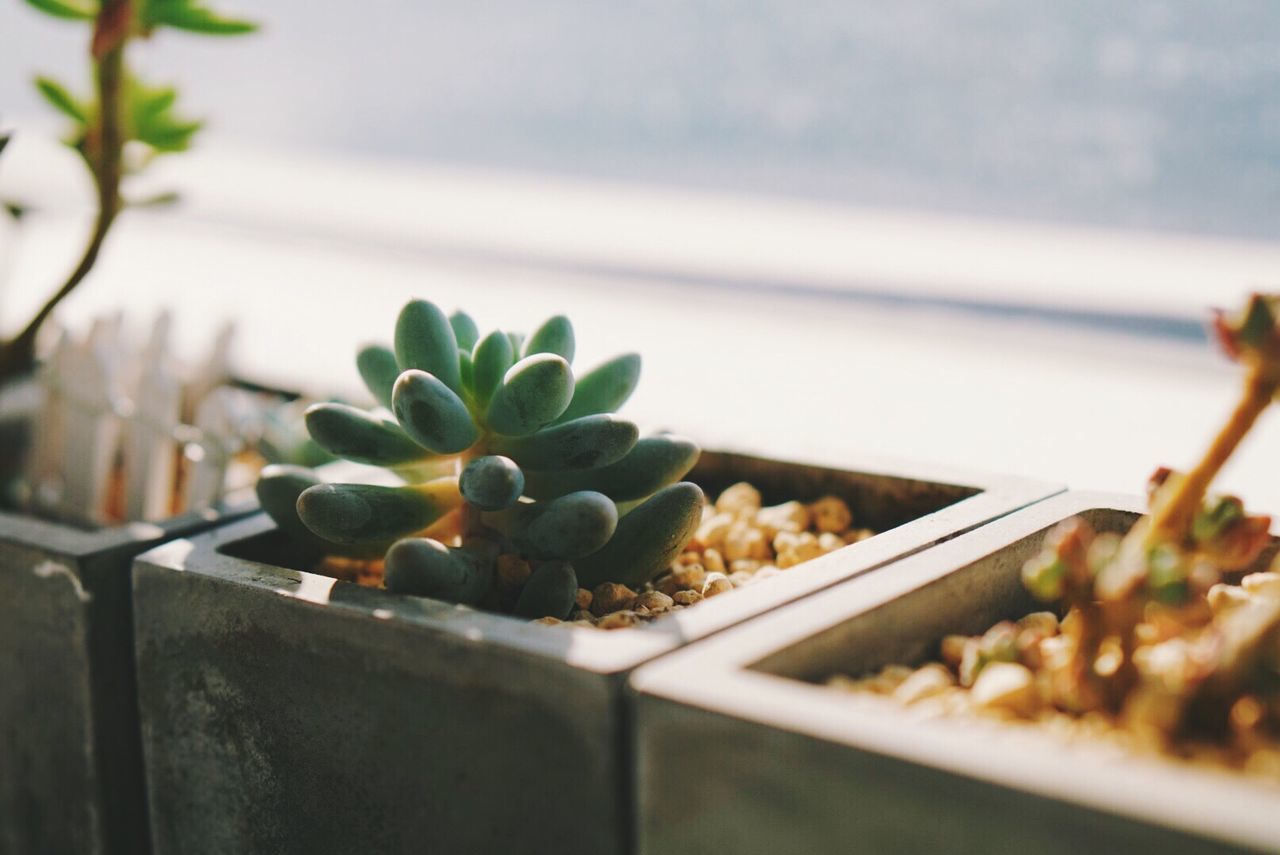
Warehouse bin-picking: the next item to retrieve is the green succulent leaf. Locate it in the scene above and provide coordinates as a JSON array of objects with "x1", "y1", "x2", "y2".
[
  {"x1": 391, "y1": 369, "x2": 479, "y2": 454},
  {"x1": 142, "y1": 0, "x2": 258, "y2": 34},
  {"x1": 384, "y1": 538, "x2": 492, "y2": 605},
  {"x1": 522, "y1": 435, "x2": 700, "y2": 502},
  {"x1": 255, "y1": 464, "x2": 382, "y2": 558},
  {"x1": 485, "y1": 353, "x2": 575, "y2": 436},
  {"x1": 514, "y1": 561, "x2": 577, "y2": 620},
  {"x1": 395, "y1": 299, "x2": 464, "y2": 394},
  {"x1": 459, "y1": 455, "x2": 525, "y2": 511},
  {"x1": 575, "y1": 482, "x2": 704, "y2": 588},
  {"x1": 304, "y1": 402, "x2": 431, "y2": 466},
  {"x1": 458, "y1": 348, "x2": 475, "y2": 393},
  {"x1": 511, "y1": 491, "x2": 618, "y2": 560},
  {"x1": 297, "y1": 479, "x2": 462, "y2": 545},
  {"x1": 471, "y1": 329, "x2": 514, "y2": 408},
  {"x1": 449, "y1": 310, "x2": 479, "y2": 351},
  {"x1": 356, "y1": 344, "x2": 399, "y2": 409},
  {"x1": 490, "y1": 414, "x2": 638, "y2": 471},
  {"x1": 554, "y1": 353, "x2": 641, "y2": 424},
  {"x1": 23, "y1": 0, "x2": 96, "y2": 21},
  {"x1": 34, "y1": 76, "x2": 88, "y2": 124},
  {"x1": 524, "y1": 315, "x2": 575, "y2": 363}
]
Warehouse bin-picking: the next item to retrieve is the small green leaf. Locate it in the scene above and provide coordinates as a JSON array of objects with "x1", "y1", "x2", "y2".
[
  {"x1": 23, "y1": 0, "x2": 96, "y2": 21},
  {"x1": 0, "y1": 134, "x2": 10, "y2": 158},
  {"x1": 144, "y1": 0, "x2": 258, "y2": 35},
  {"x1": 34, "y1": 76, "x2": 88, "y2": 124}
]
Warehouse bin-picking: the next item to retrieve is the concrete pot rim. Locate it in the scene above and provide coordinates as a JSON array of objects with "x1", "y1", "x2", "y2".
[
  {"x1": 0, "y1": 488, "x2": 256, "y2": 559},
  {"x1": 630, "y1": 490, "x2": 1278, "y2": 853},
  {"x1": 136, "y1": 448, "x2": 1060, "y2": 675}
]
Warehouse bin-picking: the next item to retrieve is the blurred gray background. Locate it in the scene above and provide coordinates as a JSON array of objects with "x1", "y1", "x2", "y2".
[{"x1": 3, "y1": 0, "x2": 1278, "y2": 239}]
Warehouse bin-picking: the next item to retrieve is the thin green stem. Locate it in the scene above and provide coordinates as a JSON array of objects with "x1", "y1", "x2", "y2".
[{"x1": 0, "y1": 0, "x2": 128, "y2": 383}]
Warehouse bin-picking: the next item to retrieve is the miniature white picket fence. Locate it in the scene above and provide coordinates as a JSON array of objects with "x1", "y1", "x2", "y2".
[{"x1": 24, "y1": 311, "x2": 260, "y2": 527}]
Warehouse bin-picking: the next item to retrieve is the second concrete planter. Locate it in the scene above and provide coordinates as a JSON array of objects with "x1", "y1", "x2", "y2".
[
  {"x1": 631, "y1": 491, "x2": 1279, "y2": 855},
  {"x1": 131, "y1": 449, "x2": 1058, "y2": 855}
]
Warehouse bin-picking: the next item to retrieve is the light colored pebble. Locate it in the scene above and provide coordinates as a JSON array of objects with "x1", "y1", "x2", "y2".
[
  {"x1": 842, "y1": 528, "x2": 875, "y2": 544},
  {"x1": 716, "y1": 482, "x2": 762, "y2": 516},
  {"x1": 724, "y1": 523, "x2": 770, "y2": 562},
  {"x1": 657, "y1": 564, "x2": 706, "y2": 595},
  {"x1": 672, "y1": 590, "x2": 702, "y2": 606},
  {"x1": 776, "y1": 532, "x2": 823, "y2": 568},
  {"x1": 970, "y1": 662, "x2": 1039, "y2": 717},
  {"x1": 729, "y1": 558, "x2": 763, "y2": 575},
  {"x1": 534, "y1": 616, "x2": 562, "y2": 626},
  {"x1": 817, "y1": 532, "x2": 845, "y2": 553},
  {"x1": 597, "y1": 610, "x2": 640, "y2": 630},
  {"x1": 754, "y1": 501, "x2": 810, "y2": 536},
  {"x1": 574, "y1": 588, "x2": 593, "y2": 610},
  {"x1": 892, "y1": 663, "x2": 956, "y2": 705},
  {"x1": 1242, "y1": 572, "x2": 1280, "y2": 597},
  {"x1": 591, "y1": 582, "x2": 637, "y2": 616},
  {"x1": 810, "y1": 495, "x2": 853, "y2": 533},
  {"x1": 635, "y1": 591, "x2": 675, "y2": 613},
  {"x1": 702, "y1": 548, "x2": 726, "y2": 574},
  {"x1": 703, "y1": 577, "x2": 734, "y2": 598},
  {"x1": 1208, "y1": 583, "x2": 1250, "y2": 613},
  {"x1": 695, "y1": 512, "x2": 735, "y2": 549}
]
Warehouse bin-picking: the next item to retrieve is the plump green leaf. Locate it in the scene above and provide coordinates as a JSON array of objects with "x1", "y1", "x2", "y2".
[
  {"x1": 384, "y1": 538, "x2": 492, "y2": 605},
  {"x1": 297, "y1": 478, "x2": 461, "y2": 545},
  {"x1": 395, "y1": 299, "x2": 463, "y2": 394},
  {"x1": 514, "y1": 561, "x2": 577, "y2": 619},
  {"x1": 23, "y1": 0, "x2": 96, "y2": 21},
  {"x1": 459, "y1": 455, "x2": 525, "y2": 511},
  {"x1": 391, "y1": 369, "x2": 479, "y2": 454},
  {"x1": 554, "y1": 353, "x2": 640, "y2": 424},
  {"x1": 449, "y1": 310, "x2": 479, "y2": 351},
  {"x1": 485, "y1": 353, "x2": 574, "y2": 436},
  {"x1": 513, "y1": 491, "x2": 618, "y2": 560},
  {"x1": 522, "y1": 435, "x2": 700, "y2": 501},
  {"x1": 255, "y1": 465, "x2": 383, "y2": 557},
  {"x1": 356, "y1": 344, "x2": 399, "y2": 409},
  {"x1": 524, "y1": 315, "x2": 575, "y2": 363},
  {"x1": 34, "y1": 76, "x2": 88, "y2": 124},
  {"x1": 143, "y1": 0, "x2": 258, "y2": 34},
  {"x1": 575, "y1": 482, "x2": 704, "y2": 588},
  {"x1": 490, "y1": 414, "x2": 638, "y2": 471},
  {"x1": 471, "y1": 330, "x2": 514, "y2": 408},
  {"x1": 304, "y1": 402, "x2": 431, "y2": 466}
]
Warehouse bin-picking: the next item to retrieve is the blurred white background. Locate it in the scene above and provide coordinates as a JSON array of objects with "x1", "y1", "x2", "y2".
[{"x1": 2, "y1": 1, "x2": 1279, "y2": 506}]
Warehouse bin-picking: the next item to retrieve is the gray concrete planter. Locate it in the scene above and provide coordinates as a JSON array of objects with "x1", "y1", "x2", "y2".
[
  {"x1": 131, "y1": 449, "x2": 1058, "y2": 855},
  {"x1": 631, "y1": 491, "x2": 1279, "y2": 855},
  {"x1": 0, "y1": 498, "x2": 256, "y2": 855}
]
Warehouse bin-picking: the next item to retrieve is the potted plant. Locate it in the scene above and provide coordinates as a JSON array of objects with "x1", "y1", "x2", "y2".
[
  {"x1": 0, "y1": 4, "x2": 257, "y2": 852},
  {"x1": 130, "y1": 298, "x2": 1058, "y2": 855},
  {"x1": 631, "y1": 294, "x2": 1280, "y2": 854}
]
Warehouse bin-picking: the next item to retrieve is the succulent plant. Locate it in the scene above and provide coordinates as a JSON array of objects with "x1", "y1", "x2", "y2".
[{"x1": 257, "y1": 300, "x2": 704, "y2": 620}]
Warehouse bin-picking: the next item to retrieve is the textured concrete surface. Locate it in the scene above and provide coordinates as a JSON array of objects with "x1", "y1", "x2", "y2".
[{"x1": 0, "y1": 505, "x2": 252, "y2": 855}]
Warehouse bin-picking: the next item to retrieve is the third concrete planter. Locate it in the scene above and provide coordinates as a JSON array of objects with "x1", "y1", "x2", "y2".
[
  {"x1": 0, "y1": 502, "x2": 255, "y2": 855},
  {"x1": 631, "y1": 491, "x2": 1278, "y2": 855},
  {"x1": 131, "y1": 449, "x2": 1058, "y2": 855}
]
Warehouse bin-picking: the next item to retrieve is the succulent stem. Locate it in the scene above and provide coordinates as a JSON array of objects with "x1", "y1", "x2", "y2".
[{"x1": 1148, "y1": 363, "x2": 1277, "y2": 546}]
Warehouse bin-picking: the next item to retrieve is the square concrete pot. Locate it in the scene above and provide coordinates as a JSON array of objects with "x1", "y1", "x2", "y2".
[
  {"x1": 631, "y1": 491, "x2": 1279, "y2": 855},
  {"x1": 131, "y1": 449, "x2": 1058, "y2": 855},
  {"x1": 0, "y1": 499, "x2": 257, "y2": 855}
]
